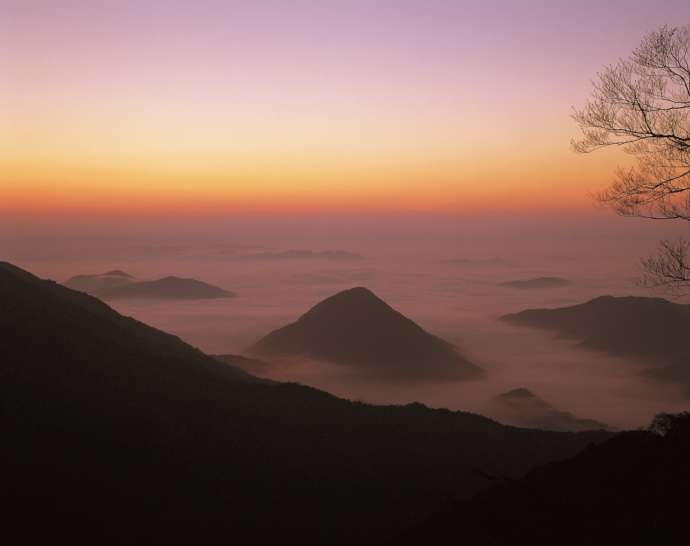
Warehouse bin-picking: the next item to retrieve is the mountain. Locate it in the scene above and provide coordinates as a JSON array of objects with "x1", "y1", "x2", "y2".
[
  {"x1": 66, "y1": 271, "x2": 235, "y2": 300},
  {"x1": 443, "y1": 256, "x2": 511, "y2": 267},
  {"x1": 499, "y1": 276, "x2": 571, "y2": 289},
  {"x1": 501, "y1": 296, "x2": 690, "y2": 395},
  {"x1": 391, "y1": 412, "x2": 690, "y2": 546},
  {"x1": 249, "y1": 286, "x2": 485, "y2": 381},
  {"x1": 490, "y1": 388, "x2": 609, "y2": 432},
  {"x1": 98, "y1": 276, "x2": 235, "y2": 299},
  {"x1": 65, "y1": 269, "x2": 135, "y2": 293},
  {"x1": 501, "y1": 295, "x2": 690, "y2": 357},
  {"x1": 245, "y1": 249, "x2": 363, "y2": 260},
  {"x1": 103, "y1": 269, "x2": 134, "y2": 278},
  {"x1": 1, "y1": 262, "x2": 609, "y2": 546}
]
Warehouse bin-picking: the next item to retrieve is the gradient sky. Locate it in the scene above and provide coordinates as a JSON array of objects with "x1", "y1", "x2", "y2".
[{"x1": 3, "y1": 0, "x2": 690, "y2": 215}]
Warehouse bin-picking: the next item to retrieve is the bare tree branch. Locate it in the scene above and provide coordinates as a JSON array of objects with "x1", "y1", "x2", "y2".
[
  {"x1": 574, "y1": 25, "x2": 690, "y2": 292},
  {"x1": 640, "y1": 239, "x2": 690, "y2": 293}
]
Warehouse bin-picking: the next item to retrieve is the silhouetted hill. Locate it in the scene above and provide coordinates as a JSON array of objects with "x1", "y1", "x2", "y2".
[
  {"x1": 1, "y1": 262, "x2": 609, "y2": 546},
  {"x1": 501, "y1": 296, "x2": 690, "y2": 357},
  {"x1": 5, "y1": 264, "x2": 250, "y2": 384},
  {"x1": 491, "y1": 388, "x2": 609, "y2": 432},
  {"x1": 65, "y1": 271, "x2": 234, "y2": 300},
  {"x1": 104, "y1": 269, "x2": 134, "y2": 278},
  {"x1": 245, "y1": 249, "x2": 363, "y2": 260},
  {"x1": 65, "y1": 269, "x2": 135, "y2": 293},
  {"x1": 444, "y1": 256, "x2": 511, "y2": 266},
  {"x1": 250, "y1": 287, "x2": 485, "y2": 381},
  {"x1": 499, "y1": 276, "x2": 571, "y2": 289},
  {"x1": 392, "y1": 412, "x2": 690, "y2": 546},
  {"x1": 99, "y1": 275, "x2": 235, "y2": 299},
  {"x1": 501, "y1": 296, "x2": 690, "y2": 395}
]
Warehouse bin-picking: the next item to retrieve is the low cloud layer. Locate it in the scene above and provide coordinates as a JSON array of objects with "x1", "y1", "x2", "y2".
[{"x1": 6, "y1": 214, "x2": 688, "y2": 430}]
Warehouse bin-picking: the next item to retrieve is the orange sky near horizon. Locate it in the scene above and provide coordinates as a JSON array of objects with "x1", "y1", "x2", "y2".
[
  {"x1": 3, "y1": 1, "x2": 688, "y2": 216},
  {"x1": 1, "y1": 141, "x2": 619, "y2": 215}
]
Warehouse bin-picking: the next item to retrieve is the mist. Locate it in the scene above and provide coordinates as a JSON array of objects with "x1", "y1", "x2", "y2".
[{"x1": 4, "y1": 212, "x2": 688, "y2": 430}]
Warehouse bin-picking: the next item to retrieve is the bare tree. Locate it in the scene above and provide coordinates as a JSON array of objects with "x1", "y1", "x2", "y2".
[{"x1": 573, "y1": 25, "x2": 690, "y2": 292}]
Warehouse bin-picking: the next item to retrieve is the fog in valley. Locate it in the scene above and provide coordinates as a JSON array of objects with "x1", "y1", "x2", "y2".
[{"x1": 5, "y1": 213, "x2": 688, "y2": 430}]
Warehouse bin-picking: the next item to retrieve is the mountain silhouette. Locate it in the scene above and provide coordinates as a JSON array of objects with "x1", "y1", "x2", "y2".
[
  {"x1": 66, "y1": 271, "x2": 235, "y2": 300},
  {"x1": 392, "y1": 412, "x2": 690, "y2": 546},
  {"x1": 501, "y1": 296, "x2": 690, "y2": 395},
  {"x1": 1, "y1": 262, "x2": 608, "y2": 546},
  {"x1": 65, "y1": 269, "x2": 136, "y2": 293},
  {"x1": 249, "y1": 286, "x2": 485, "y2": 381},
  {"x1": 103, "y1": 269, "x2": 134, "y2": 277},
  {"x1": 491, "y1": 388, "x2": 609, "y2": 432},
  {"x1": 499, "y1": 276, "x2": 571, "y2": 289},
  {"x1": 443, "y1": 256, "x2": 512, "y2": 266},
  {"x1": 245, "y1": 249, "x2": 363, "y2": 260},
  {"x1": 98, "y1": 275, "x2": 235, "y2": 299}
]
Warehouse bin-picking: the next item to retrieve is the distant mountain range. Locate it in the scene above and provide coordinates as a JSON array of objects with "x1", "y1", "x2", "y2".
[
  {"x1": 392, "y1": 412, "x2": 690, "y2": 546},
  {"x1": 1, "y1": 261, "x2": 608, "y2": 545},
  {"x1": 65, "y1": 270, "x2": 235, "y2": 300},
  {"x1": 244, "y1": 249, "x2": 363, "y2": 260},
  {"x1": 491, "y1": 388, "x2": 609, "y2": 432},
  {"x1": 499, "y1": 276, "x2": 572, "y2": 289},
  {"x1": 249, "y1": 286, "x2": 485, "y2": 382},
  {"x1": 444, "y1": 256, "x2": 512, "y2": 266},
  {"x1": 501, "y1": 295, "x2": 690, "y2": 396},
  {"x1": 65, "y1": 269, "x2": 135, "y2": 293}
]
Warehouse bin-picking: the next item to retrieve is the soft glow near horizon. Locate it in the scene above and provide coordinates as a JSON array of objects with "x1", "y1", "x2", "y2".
[{"x1": 3, "y1": 0, "x2": 690, "y2": 215}]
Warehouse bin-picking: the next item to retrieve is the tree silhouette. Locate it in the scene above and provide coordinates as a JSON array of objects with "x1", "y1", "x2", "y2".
[
  {"x1": 573, "y1": 25, "x2": 690, "y2": 292},
  {"x1": 648, "y1": 411, "x2": 690, "y2": 437}
]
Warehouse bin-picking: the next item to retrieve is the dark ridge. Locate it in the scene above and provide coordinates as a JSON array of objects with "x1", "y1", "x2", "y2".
[
  {"x1": 501, "y1": 387, "x2": 536, "y2": 399},
  {"x1": 1, "y1": 262, "x2": 249, "y2": 383},
  {"x1": 500, "y1": 295, "x2": 690, "y2": 396},
  {"x1": 245, "y1": 249, "x2": 363, "y2": 260},
  {"x1": 492, "y1": 388, "x2": 610, "y2": 432},
  {"x1": 1, "y1": 261, "x2": 610, "y2": 546},
  {"x1": 391, "y1": 412, "x2": 690, "y2": 546},
  {"x1": 65, "y1": 270, "x2": 136, "y2": 294},
  {"x1": 64, "y1": 271, "x2": 234, "y2": 300},
  {"x1": 249, "y1": 286, "x2": 485, "y2": 382},
  {"x1": 443, "y1": 256, "x2": 511, "y2": 266},
  {"x1": 499, "y1": 276, "x2": 572, "y2": 289},
  {"x1": 104, "y1": 269, "x2": 134, "y2": 278},
  {"x1": 98, "y1": 275, "x2": 235, "y2": 300}
]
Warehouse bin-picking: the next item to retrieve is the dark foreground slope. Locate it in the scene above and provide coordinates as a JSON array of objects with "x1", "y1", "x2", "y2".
[
  {"x1": 393, "y1": 413, "x2": 690, "y2": 546},
  {"x1": 1, "y1": 263, "x2": 609, "y2": 546},
  {"x1": 250, "y1": 286, "x2": 484, "y2": 381},
  {"x1": 501, "y1": 296, "x2": 690, "y2": 395}
]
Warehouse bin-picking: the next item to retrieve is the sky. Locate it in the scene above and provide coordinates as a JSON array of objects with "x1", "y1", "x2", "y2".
[{"x1": 4, "y1": 0, "x2": 690, "y2": 216}]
